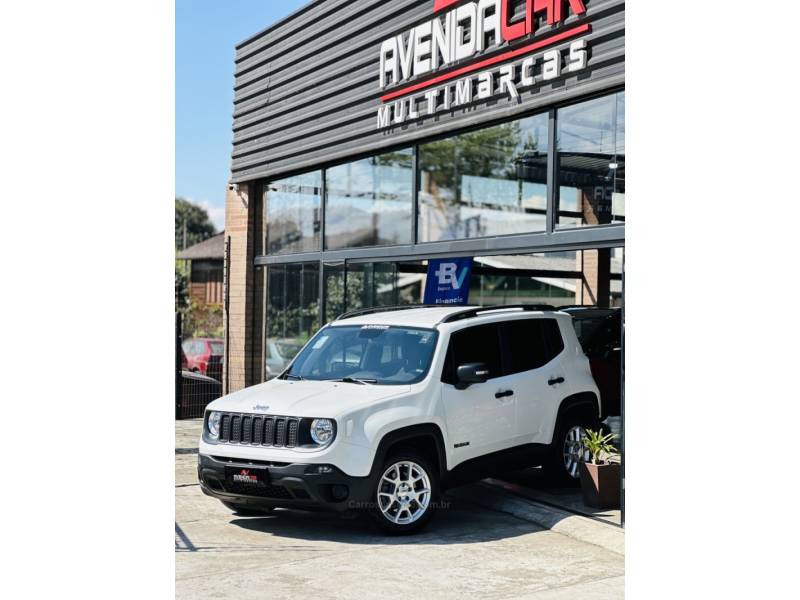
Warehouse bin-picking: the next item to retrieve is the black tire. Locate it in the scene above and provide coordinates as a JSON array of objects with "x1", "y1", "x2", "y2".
[
  {"x1": 221, "y1": 501, "x2": 273, "y2": 516},
  {"x1": 367, "y1": 448, "x2": 439, "y2": 535},
  {"x1": 544, "y1": 410, "x2": 597, "y2": 485}
]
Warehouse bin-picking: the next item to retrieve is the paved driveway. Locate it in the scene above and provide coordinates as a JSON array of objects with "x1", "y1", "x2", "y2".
[{"x1": 176, "y1": 420, "x2": 624, "y2": 599}]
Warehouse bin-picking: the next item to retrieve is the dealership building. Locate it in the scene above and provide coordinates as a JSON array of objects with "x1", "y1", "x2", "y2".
[{"x1": 222, "y1": 0, "x2": 625, "y2": 479}]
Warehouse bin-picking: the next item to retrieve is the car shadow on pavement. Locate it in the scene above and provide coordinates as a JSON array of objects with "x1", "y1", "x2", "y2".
[{"x1": 228, "y1": 485, "x2": 555, "y2": 545}]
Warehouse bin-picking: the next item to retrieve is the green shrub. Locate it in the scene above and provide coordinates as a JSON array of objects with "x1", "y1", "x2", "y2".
[{"x1": 582, "y1": 429, "x2": 618, "y2": 465}]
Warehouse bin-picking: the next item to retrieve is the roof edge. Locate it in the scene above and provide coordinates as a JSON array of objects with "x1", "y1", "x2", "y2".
[{"x1": 235, "y1": 0, "x2": 326, "y2": 51}]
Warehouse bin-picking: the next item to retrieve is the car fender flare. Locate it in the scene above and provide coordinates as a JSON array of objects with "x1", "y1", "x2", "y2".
[
  {"x1": 368, "y1": 423, "x2": 448, "y2": 481},
  {"x1": 554, "y1": 391, "x2": 601, "y2": 435}
]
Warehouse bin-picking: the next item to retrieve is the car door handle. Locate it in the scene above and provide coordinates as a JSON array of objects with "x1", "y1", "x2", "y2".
[
  {"x1": 548, "y1": 377, "x2": 565, "y2": 386},
  {"x1": 495, "y1": 390, "x2": 514, "y2": 399}
]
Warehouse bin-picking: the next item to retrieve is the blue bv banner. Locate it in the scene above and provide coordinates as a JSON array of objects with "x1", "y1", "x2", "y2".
[{"x1": 423, "y1": 257, "x2": 474, "y2": 305}]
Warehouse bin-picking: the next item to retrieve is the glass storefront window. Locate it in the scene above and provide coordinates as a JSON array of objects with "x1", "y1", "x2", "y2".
[
  {"x1": 325, "y1": 149, "x2": 413, "y2": 249},
  {"x1": 418, "y1": 112, "x2": 549, "y2": 242},
  {"x1": 468, "y1": 253, "x2": 580, "y2": 306},
  {"x1": 557, "y1": 92, "x2": 625, "y2": 228},
  {"x1": 323, "y1": 261, "x2": 423, "y2": 323},
  {"x1": 264, "y1": 263, "x2": 320, "y2": 379},
  {"x1": 267, "y1": 250, "x2": 623, "y2": 422},
  {"x1": 322, "y1": 262, "x2": 347, "y2": 323},
  {"x1": 264, "y1": 171, "x2": 322, "y2": 255}
]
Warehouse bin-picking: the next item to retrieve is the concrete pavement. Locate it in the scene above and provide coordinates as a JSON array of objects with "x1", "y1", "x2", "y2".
[{"x1": 176, "y1": 419, "x2": 624, "y2": 599}]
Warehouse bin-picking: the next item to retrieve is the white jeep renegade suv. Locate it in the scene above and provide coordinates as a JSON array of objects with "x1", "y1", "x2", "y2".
[{"x1": 198, "y1": 304, "x2": 600, "y2": 534}]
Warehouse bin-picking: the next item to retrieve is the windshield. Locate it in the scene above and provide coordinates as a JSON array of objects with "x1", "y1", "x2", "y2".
[{"x1": 284, "y1": 325, "x2": 438, "y2": 385}]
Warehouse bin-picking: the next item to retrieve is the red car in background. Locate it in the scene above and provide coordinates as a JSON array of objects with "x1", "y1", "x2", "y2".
[{"x1": 182, "y1": 338, "x2": 224, "y2": 382}]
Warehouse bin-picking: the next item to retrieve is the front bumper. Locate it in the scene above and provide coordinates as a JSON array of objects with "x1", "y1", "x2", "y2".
[{"x1": 197, "y1": 453, "x2": 373, "y2": 512}]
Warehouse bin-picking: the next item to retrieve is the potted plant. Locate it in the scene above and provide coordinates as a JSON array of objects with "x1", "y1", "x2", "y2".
[{"x1": 579, "y1": 429, "x2": 621, "y2": 509}]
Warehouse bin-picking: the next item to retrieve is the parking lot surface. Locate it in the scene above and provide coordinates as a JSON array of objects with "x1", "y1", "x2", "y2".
[{"x1": 176, "y1": 420, "x2": 624, "y2": 599}]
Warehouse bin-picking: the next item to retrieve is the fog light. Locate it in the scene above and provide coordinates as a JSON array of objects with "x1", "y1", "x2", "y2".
[
  {"x1": 331, "y1": 485, "x2": 349, "y2": 501},
  {"x1": 305, "y1": 464, "x2": 334, "y2": 474}
]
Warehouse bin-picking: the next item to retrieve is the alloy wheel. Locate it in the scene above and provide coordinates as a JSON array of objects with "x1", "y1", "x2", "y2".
[
  {"x1": 563, "y1": 425, "x2": 590, "y2": 479},
  {"x1": 377, "y1": 461, "x2": 432, "y2": 525}
]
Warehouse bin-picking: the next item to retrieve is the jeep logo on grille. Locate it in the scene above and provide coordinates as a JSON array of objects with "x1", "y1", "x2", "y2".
[{"x1": 252, "y1": 404, "x2": 270, "y2": 412}]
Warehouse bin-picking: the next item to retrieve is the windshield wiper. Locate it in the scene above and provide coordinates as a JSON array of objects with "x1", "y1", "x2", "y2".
[
  {"x1": 283, "y1": 373, "x2": 304, "y2": 381},
  {"x1": 336, "y1": 377, "x2": 377, "y2": 385}
]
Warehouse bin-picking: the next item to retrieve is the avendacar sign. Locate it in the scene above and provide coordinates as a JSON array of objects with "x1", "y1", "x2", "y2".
[{"x1": 377, "y1": 0, "x2": 590, "y2": 129}]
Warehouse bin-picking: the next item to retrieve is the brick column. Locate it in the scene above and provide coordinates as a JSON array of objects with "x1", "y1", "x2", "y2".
[
  {"x1": 581, "y1": 185, "x2": 613, "y2": 227},
  {"x1": 222, "y1": 183, "x2": 263, "y2": 394},
  {"x1": 575, "y1": 186, "x2": 612, "y2": 307},
  {"x1": 578, "y1": 248, "x2": 611, "y2": 307}
]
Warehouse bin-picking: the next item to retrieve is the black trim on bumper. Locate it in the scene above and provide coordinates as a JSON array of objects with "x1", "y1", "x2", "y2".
[{"x1": 197, "y1": 453, "x2": 373, "y2": 513}]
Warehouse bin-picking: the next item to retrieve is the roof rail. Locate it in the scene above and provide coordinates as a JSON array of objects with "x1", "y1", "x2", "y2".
[
  {"x1": 555, "y1": 305, "x2": 597, "y2": 310},
  {"x1": 438, "y1": 304, "x2": 557, "y2": 325},
  {"x1": 334, "y1": 304, "x2": 443, "y2": 321},
  {"x1": 557, "y1": 304, "x2": 620, "y2": 310}
]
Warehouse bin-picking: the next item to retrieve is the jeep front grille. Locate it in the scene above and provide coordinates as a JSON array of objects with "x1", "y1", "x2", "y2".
[{"x1": 218, "y1": 413, "x2": 300, "y2": 448}]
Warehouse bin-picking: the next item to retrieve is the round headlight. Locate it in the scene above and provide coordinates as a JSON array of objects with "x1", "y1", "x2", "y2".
[
  {"x1": 207, "y1": 411, "x2": 222, "y2": 439},
  {"x1": 310, "y1": 419, "x2": 334, "y2": 445}
]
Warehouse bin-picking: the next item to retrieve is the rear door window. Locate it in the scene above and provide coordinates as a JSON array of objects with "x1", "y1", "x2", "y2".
[
  {"x1": 500, "y1": 320, "x2": 549, "y2": 375},
  {"x1": 500, "y1": 319, "x2": 565, "y2": 376},
  {"x1": 541, "y1": 319, "x2": 565, "y2": 358}
]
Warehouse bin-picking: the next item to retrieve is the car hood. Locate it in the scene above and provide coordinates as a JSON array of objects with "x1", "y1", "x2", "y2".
[{"x1": 208, "y1": 378, "x2": 412, "y2": 418}]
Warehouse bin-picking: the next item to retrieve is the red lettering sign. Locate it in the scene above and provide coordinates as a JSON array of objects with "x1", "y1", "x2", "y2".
[{"x1": 433, "y1": 0, "x2": 460, "y2": 13}]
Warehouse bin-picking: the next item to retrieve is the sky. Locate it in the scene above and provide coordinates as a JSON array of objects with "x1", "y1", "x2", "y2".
[{"x1": 176, "y1": 0, "x2": 308, "y2": 232}]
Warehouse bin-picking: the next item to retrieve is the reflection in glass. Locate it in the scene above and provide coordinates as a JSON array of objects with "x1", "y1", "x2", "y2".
[
  {"x1": 265, "y1": 263, "x2": 320, "y2": 379},
  {"x1": 323, "y1": 262, "x2": 346, "y2": 323},
  {"x1": 323, "y1": 261, "x2": 424, "y2": 323},
  {"x1": 557, "y1": 92, "x2": 625, "y2": 228},
  {"x1": 467, "y1": 253, "x2": 578, "y2": 307},
  {"x1": 325, "y1": 150, "x2": 413, "y2": 249},
  {"x1": 264, "y1": 171, "x2": 322, "y2": 254},
  {"x1": 418, "y1": 113, "x2": 549, "y2": 242}
]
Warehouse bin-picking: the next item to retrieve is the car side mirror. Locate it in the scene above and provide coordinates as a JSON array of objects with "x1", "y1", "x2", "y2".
[{"x1": 455, "y1": 363, "x2": 489, "y2": 390}]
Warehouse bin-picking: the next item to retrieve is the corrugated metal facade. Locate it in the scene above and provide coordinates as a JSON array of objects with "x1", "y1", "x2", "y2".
[{"x1": 231, "y1": 0, "x2": 624, "y2": 184}]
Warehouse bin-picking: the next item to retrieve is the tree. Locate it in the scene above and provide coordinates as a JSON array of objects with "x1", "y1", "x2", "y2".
[
  {"x1": 175, "y1": 198, "x2": 217, "y2": 316},
  {"x1": 175, "y1": 261, "x2": 189, "y2": 312},
  {"x1": 420, "y1": 122, "x2": 524, "y2": 194},
  {"x1": 175, "y1": 197, "x2": 216, "y2": 250}
]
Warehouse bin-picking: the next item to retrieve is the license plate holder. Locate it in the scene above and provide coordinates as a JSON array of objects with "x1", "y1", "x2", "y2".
[{"x1": 225, "y1": 466, "x2": 270, "y2": 487}]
